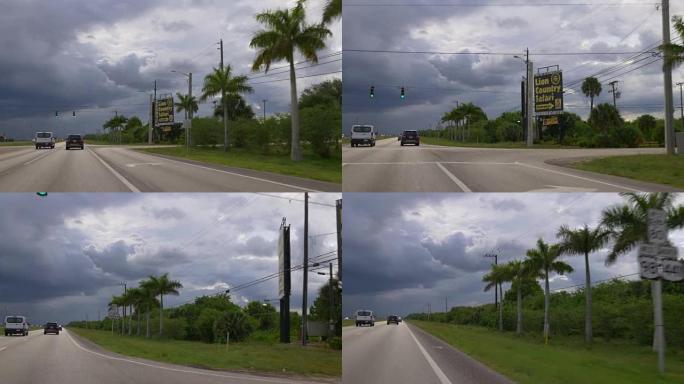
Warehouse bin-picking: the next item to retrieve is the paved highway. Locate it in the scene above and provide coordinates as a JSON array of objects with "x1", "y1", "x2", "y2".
[
  {"x1": 343, "y1": 139, "x2": 680, "y2": 192},
  {"x1": 0, "y1": 143, "x2": 339, "y2": 192},
  {"x1": 343, "y1": 322, "x2": 512, "y2": 384},
  {"x1": 0, "y1": 329, "x2": 336, "y2": 384}
]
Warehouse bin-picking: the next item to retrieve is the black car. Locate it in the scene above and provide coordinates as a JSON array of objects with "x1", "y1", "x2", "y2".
[
  {"x1": 65, "y1": 134, "x2": 84, "y2": 150},
  {"x1": 400, "y1": 130, "x2": 420, "y2": 146},
  {"x1": 44, "y1": 322, "x2": 60, "y2": 335},
  {"x1": 387, "y1": 315, "x2": 400, "y2": 325}
]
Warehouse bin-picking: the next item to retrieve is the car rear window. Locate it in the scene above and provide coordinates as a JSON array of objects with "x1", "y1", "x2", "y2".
[
  {"x1": 6, "y1": 317, "x2": 24, "y2": 323},
  {"x1": 68, "y1": 135, "x2": 82, "y2": 140},
  {"x1": 36, "y1": 132, "x2": 52, "y2": 138},
  {"x1": 403, "y1": 131, "x2": 418, "y2": 136},
  {"x1": 46, "y1": 322, "x2": 58, "y2": 327},
  {"x1": 353, "y1": 126, "x2": 372, "y2": 133},
  {"x1": 357, "y1": 311, "x2": 372, "y2": 316}
]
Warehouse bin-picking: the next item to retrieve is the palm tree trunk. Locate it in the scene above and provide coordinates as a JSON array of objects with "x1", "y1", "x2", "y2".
[
  {"x1": 498, "y1": 283, "x2": 503, "y2": 331},
  {"x1": 584, "y1": 251, "x2": 592, "y2": 343},
  {"x1": 544, "y1": 269, "x2": 550, "y2": 342},
  {"x1": 122, "y1": 306, "x2": 126, "y2": 336},
  {"x1": 516, "y1": 283, "x2": 522, "y2": 334},
  {"x1": 128, "y1": 305, "x2": 133, "y2": 336},
  {"x1": 222, "y1": 92, "x2": 228, "y2": 152},
  {"x1": 159, "y1": 294, "x2": 164, "y2": 336},
  {"x1": 289, "y1": 60, "x2": 302, "y2": 161},
  {"x1": 137, "y1": 310, "x2": 141, "y2": 336},
  {"x1": 590, "y1": 96, "x2": 594, "y2": 112},
  {"x1": 146, "y1": 309, "x2": 151, "y2": 338}
]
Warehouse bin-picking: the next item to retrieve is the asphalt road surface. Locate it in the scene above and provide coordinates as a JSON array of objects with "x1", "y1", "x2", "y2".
[
  {"x1": 0, "y1": 143, "x2": 338, "y2": 192},
  {"x1": 343, "y1": 139, "x2": 680, "y2": 192},
  {"x1": 0, "y1": 329, "x2": 336, "y2": 384},
  {"x1": 343, "y1": 322, "x2": 512, "y2": 384}
]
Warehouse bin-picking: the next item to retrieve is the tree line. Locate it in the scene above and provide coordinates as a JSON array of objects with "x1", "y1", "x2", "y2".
[
  {"x1": 409, "y1": 193, "x2": 684, "y2": 347},
  {"x1": 69, "y1": 271, "x2": 342, "y2": 349}
]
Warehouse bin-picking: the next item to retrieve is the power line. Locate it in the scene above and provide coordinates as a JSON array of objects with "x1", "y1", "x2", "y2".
[
  {"x1": 551, "y1": 273, "x2": 640, "y2": 292},
  {"x1": 247, "y1": 70, "x2": 342, "y2": 85},
  {"x1": 344, "y1": 2, "x2": 658, "y2": 7},
  {"x1": 344, "y1": 48, "x2": 652, "y2": 56},
  {"x1": 253, "y1": 193, "x2": 337, "y2": 208}
]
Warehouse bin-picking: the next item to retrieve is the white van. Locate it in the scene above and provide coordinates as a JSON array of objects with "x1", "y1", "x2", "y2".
[
  {"x1": 34, "y1": 132, "x2": 55, "y2": 149},
  {"x1": 355, "y1": 309, "x2": 375, "y2": 327},
  {"x1": 4, "y1": 315, "x2": 29, "y2": 336},
  {"x1": 351, "y1": 125, "x2": 376, "y2": 147}
]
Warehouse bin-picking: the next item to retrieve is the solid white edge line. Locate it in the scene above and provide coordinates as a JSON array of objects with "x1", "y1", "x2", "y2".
[
  {"x1": 64, "y1": 330, "x2": 322, "y2": 384},
  {"x1": 405, "y1": 325, "x2": 453, "y2": 384},
  {"x1": 88, "y1": 148, "x2": 141, "y2": 192},
  {"x1": 515, "y1": 162, "x2": 643, "y2": 192},
  {"x1": 0, "y1": 346, "x2": 6, "y2": 352},
  {"x1": 122, "y1": 148, "x2": 323, "y2": 192},
  {"x1": 436, "y1": 162, "x2": 472, "y2": 192}
]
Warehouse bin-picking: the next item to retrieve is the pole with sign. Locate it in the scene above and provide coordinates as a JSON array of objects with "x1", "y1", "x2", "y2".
[
  {"x1": 637, "y1": 209, "x2": 683, "y2": 374},
  {"x1": 278, "y1": 218, "x2": 291, "y2": 343}
]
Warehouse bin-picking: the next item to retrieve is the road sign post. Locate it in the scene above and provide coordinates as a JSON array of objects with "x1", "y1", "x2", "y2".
[
  {"x1": 637, "y1": 209, "x2": 684, "y2": 375},
  {"x1": 279, "y1": 218, "x2": 291, "y2": 344}
]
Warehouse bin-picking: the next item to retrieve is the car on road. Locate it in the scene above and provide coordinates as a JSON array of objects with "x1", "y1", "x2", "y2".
[
  {"x1": 351, "y1": 125, "x2": 376, "y2": 147},
  {"x1": 44, "y1": 322, "x2": 60, "y2": 335},
  {"x1": 387, "y1": 315, "x2": 400, "y2": 325},
  {"x1": 355, "y1": 309, "x2": 375, "y2": 327},
  {"x1": 34, "y1": 132, "x2": 55, "y2": 149},
  {"x1": 58, "y1": 324, "x2": 63, "y2": 331},
  {"x1": 397, "y1": 316, "x2": 402, "y2": 323},
  {"x1": 400, "y1": 130, "x2": 420, "y2": 146},
  {"x1": 4, "y1": 315, "x2": 29, "y2": 336},
  {"x1": 65, "y1": 134, "x2": 85, "y2": 150}
]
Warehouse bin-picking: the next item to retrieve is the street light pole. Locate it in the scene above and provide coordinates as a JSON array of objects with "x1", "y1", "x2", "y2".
[
  {"x1": 676, "y1": 82, "x2": 684, "y2": 133},
  {"x1": 302, "y1": 192, "x2": 309, "y2": 346}
]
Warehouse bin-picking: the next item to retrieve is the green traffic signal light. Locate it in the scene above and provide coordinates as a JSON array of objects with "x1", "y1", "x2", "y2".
[
  {"x1": 37, "y1": 192, "x2": 48, "y2": 197},
  {"x1": 400, "y1": 87, "x2": 405, "y2": 99},
  {"x1": 370, "y1": 86, "x2": 375, "y2": 98}
]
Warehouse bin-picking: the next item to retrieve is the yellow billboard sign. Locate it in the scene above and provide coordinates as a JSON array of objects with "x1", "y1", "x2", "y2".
[{"x1": 534, "y1": 71, "x2": 563, "y2": 114}]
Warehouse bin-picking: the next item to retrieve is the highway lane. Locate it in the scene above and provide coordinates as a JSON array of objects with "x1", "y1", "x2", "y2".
[
  {"x1": 343, "y1": 322, "x2": 512, "y2": 384},
  {"x1": 0, "y1": 143, "x2": 339, "y2": 192},
  {"x1": 342, "y1": 138, "x2": 680, "y2": 192},
  {"x1": 0, "y1": 328, "x2": 336, "y2": 384}
]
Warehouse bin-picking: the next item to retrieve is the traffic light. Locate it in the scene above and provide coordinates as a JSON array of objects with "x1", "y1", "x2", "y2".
[
  {"x1": 72, "y1": 110, "x2": 76, "y2": 117},
  {"x1": 36, "y1": 192, "x2": 48, "y2": 197},
  {"x1": 370, "y1": 86, "x2": 375, "y2": 98},
  {"x1": 55, "y1": 111, "x2": 59, "y2": 117},
  {"x1": 400, "y1": 87, "x2": 405, "y2": 99}
]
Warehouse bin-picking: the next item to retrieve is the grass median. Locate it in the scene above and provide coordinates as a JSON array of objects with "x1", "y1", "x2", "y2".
[
  {"x1": 69, "y1": 328, "x2": 340, "y2": 378},
  {"x1": 410, "y1": 320, "x2": 684, "y2": 384},
  {"x1": 136, "y1": 146, "x2": 341, "y2": 184},
  {"x1": 419, "y1": 137, "x2": 581, "y2": 149},
  {"x1": 573, "y1": 154, "x2": 684, "y2": 189},
  {"x1": 0, "y1": 141, "x2": 33, "y2": 146}
]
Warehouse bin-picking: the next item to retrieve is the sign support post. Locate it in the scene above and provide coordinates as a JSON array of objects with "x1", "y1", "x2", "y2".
[{"x1": 278, "y1": 218, "x2": 291, "y2": 343}]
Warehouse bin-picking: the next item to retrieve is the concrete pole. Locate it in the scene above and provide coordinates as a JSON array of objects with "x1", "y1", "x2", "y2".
[
  {"x1": 302, "y1": 192, "x2": 309, "y2": 346},
  {"x1": 188, "y1": 72, "x2": 193, "y2": 147},
  {"x1": 329, "y1": 263, "x2": 334, "y2": 335},
  {"x1": 526, "y1": 54, "x2": 534, "y2": 147},
  {"x1": 336, "y1": 199, "x2": 342, "y2": 283},
  {"x1": 654, "y1": 278, "x2": 665, "y2": 374},
  {"x1": 677, "y1": 82, "x2": 684, "y2": 133},
  {"x1": 663, "y1": 0, "x2": 675, "y2": 155}
]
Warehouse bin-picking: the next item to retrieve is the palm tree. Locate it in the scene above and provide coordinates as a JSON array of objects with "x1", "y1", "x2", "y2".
[
  {"x1": 581, "y1": 77, "x2": 602, "y2": 112},
  {"x1": 503, "y1": 260, "x2": 539, "y2": 335},
  {"x1": 250, "y1": 0, "x2": 332, "y2": 161},
  {"x1": 108, "y1": 295, "x2": 123, "y2": 334},
  {"x1": 141, "y1": 273, "x2": 182, "y2": 336},
  {"x1": 103, "y1": 114, "x2": 128, "y2": 144},
  {"x1": 556, "y1": 224, "x2": 611, "y2": 343},
  {"x1": 601, "y1": 193, "x2": 684, "y2": 350},
  {"x1": 525, "y1": 239, "x2": 574, "y2": 342},
  {"x1": 322, "y1": 0, "x2": 342, "y2": 24},
  {"x1": 589, "y1": 103, "x2": 623, "y2": 135},
  {"x1": 482, "y1": 263, "x2": 507, "y2": 331},
  {"x1": 200, "y1": 65, "x2": 253, "y2": 152},
  {"x1": 174, "y1": 92, "x2": 198, "y2": 121},
  {"x1": 137, "y1": 282, "x2": 159, "y2": 338},
  {"x1": 125, "y1": 288, "x2": 143, "y2": 336},
  {"x1": 660, "y1": 16, "x2": 684, "y2": 69},
  {"x1": 455, "y1": 102, "x2": 486, "y2": 141}
]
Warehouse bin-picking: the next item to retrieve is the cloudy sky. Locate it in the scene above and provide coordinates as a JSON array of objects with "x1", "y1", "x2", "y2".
[
  {"x1": 0, "y1": 0, "x2": 341, "y2": 139},
  {"x1": 0, "y1": 193, "x2": 340, "y2": 325},
  {"x1": 343, "y1": 193, "x2": 684, "y2": 318},
  {"x1": 342, "y1": 0, "x2": 684, "y2": 135}
]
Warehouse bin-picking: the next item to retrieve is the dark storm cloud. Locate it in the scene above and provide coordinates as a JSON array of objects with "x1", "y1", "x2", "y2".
[
  {"x1": 0, "y1": 193, "x2": 340, "y2": 325},
  {"x1": 343, "y1": 193, "x2": 684, "y2": 318},
  {"x1": 0, "y1": 0, "x2": 340, "y2": 138},
  {"x1": 343, "y1": 1, "x2": 684, "y2": 134}
]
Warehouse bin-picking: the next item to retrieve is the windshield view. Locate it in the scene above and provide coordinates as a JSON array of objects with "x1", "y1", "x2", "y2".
[{"x1": 353, "y1": 126, "x2": 372, "y2": 133}]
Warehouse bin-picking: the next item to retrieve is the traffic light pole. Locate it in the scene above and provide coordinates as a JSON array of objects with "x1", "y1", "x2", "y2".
[{"x1": 526, "y1": 50, "x2": 534, "y2": 147}]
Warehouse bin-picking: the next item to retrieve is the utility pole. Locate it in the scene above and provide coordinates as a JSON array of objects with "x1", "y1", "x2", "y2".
[
  {"x1": 445, "y1": 296, "x2": 448, "y2": 313},
  {"x1": 526, "y1": 49, "x2": 534, "y2": 147},
  {"x1": 302, "y1": 192, "x2": 309, "y2": 346},
  {"x1": 676, "y1": 82, "x2": 684, "y2": 133},
  {"x1": 120, "y1": 282, "x2": 127, "y2": 335},
  {"x1": 336, "y1": 199, "x2": 342, "y2": 283},
  {"x1": 484, "y1": 253, "x2": 498, "y2": 308},
  {"x1": 218, "y1": 39, "x2": 228, "y2": 152},
  {"x1": 98, "y1": 309, "x2": 101, "y2": 322},
  {"x1": 329, "y1": 262, "x2": 334, "y2": 336},
  {"x1": 609, "y1": 81, "x2": 619, "y2": 109},
  {"x1": 188, "y1": 72, "x2": 193, "y2": 147},
  {"x1": 148, "y1": 93, "x2": 154, "y2": 144},
  {"x1": 663, "y1": 0, "x2": 676, "y2": 155},
  {"x1": 262, "y1": 99, "x2": 267, "y2": 121}
]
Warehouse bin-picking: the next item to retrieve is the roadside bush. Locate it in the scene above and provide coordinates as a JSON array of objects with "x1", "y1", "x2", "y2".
[
  {"x1": 300, "y1": 105, "x2": 341, "y2": 158},
  {"x1": 195, "y1": 308, "x2": 223, "y2": 342},
  {"x1": 328, "y1": 336, "x2": 342, "y2": 350},
  {"x1": 214, "y1": 311, "x2": 255, "y2": 343},
  {"x1": 190, "y1": 117, "x2": 221, "y2": 147}
]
